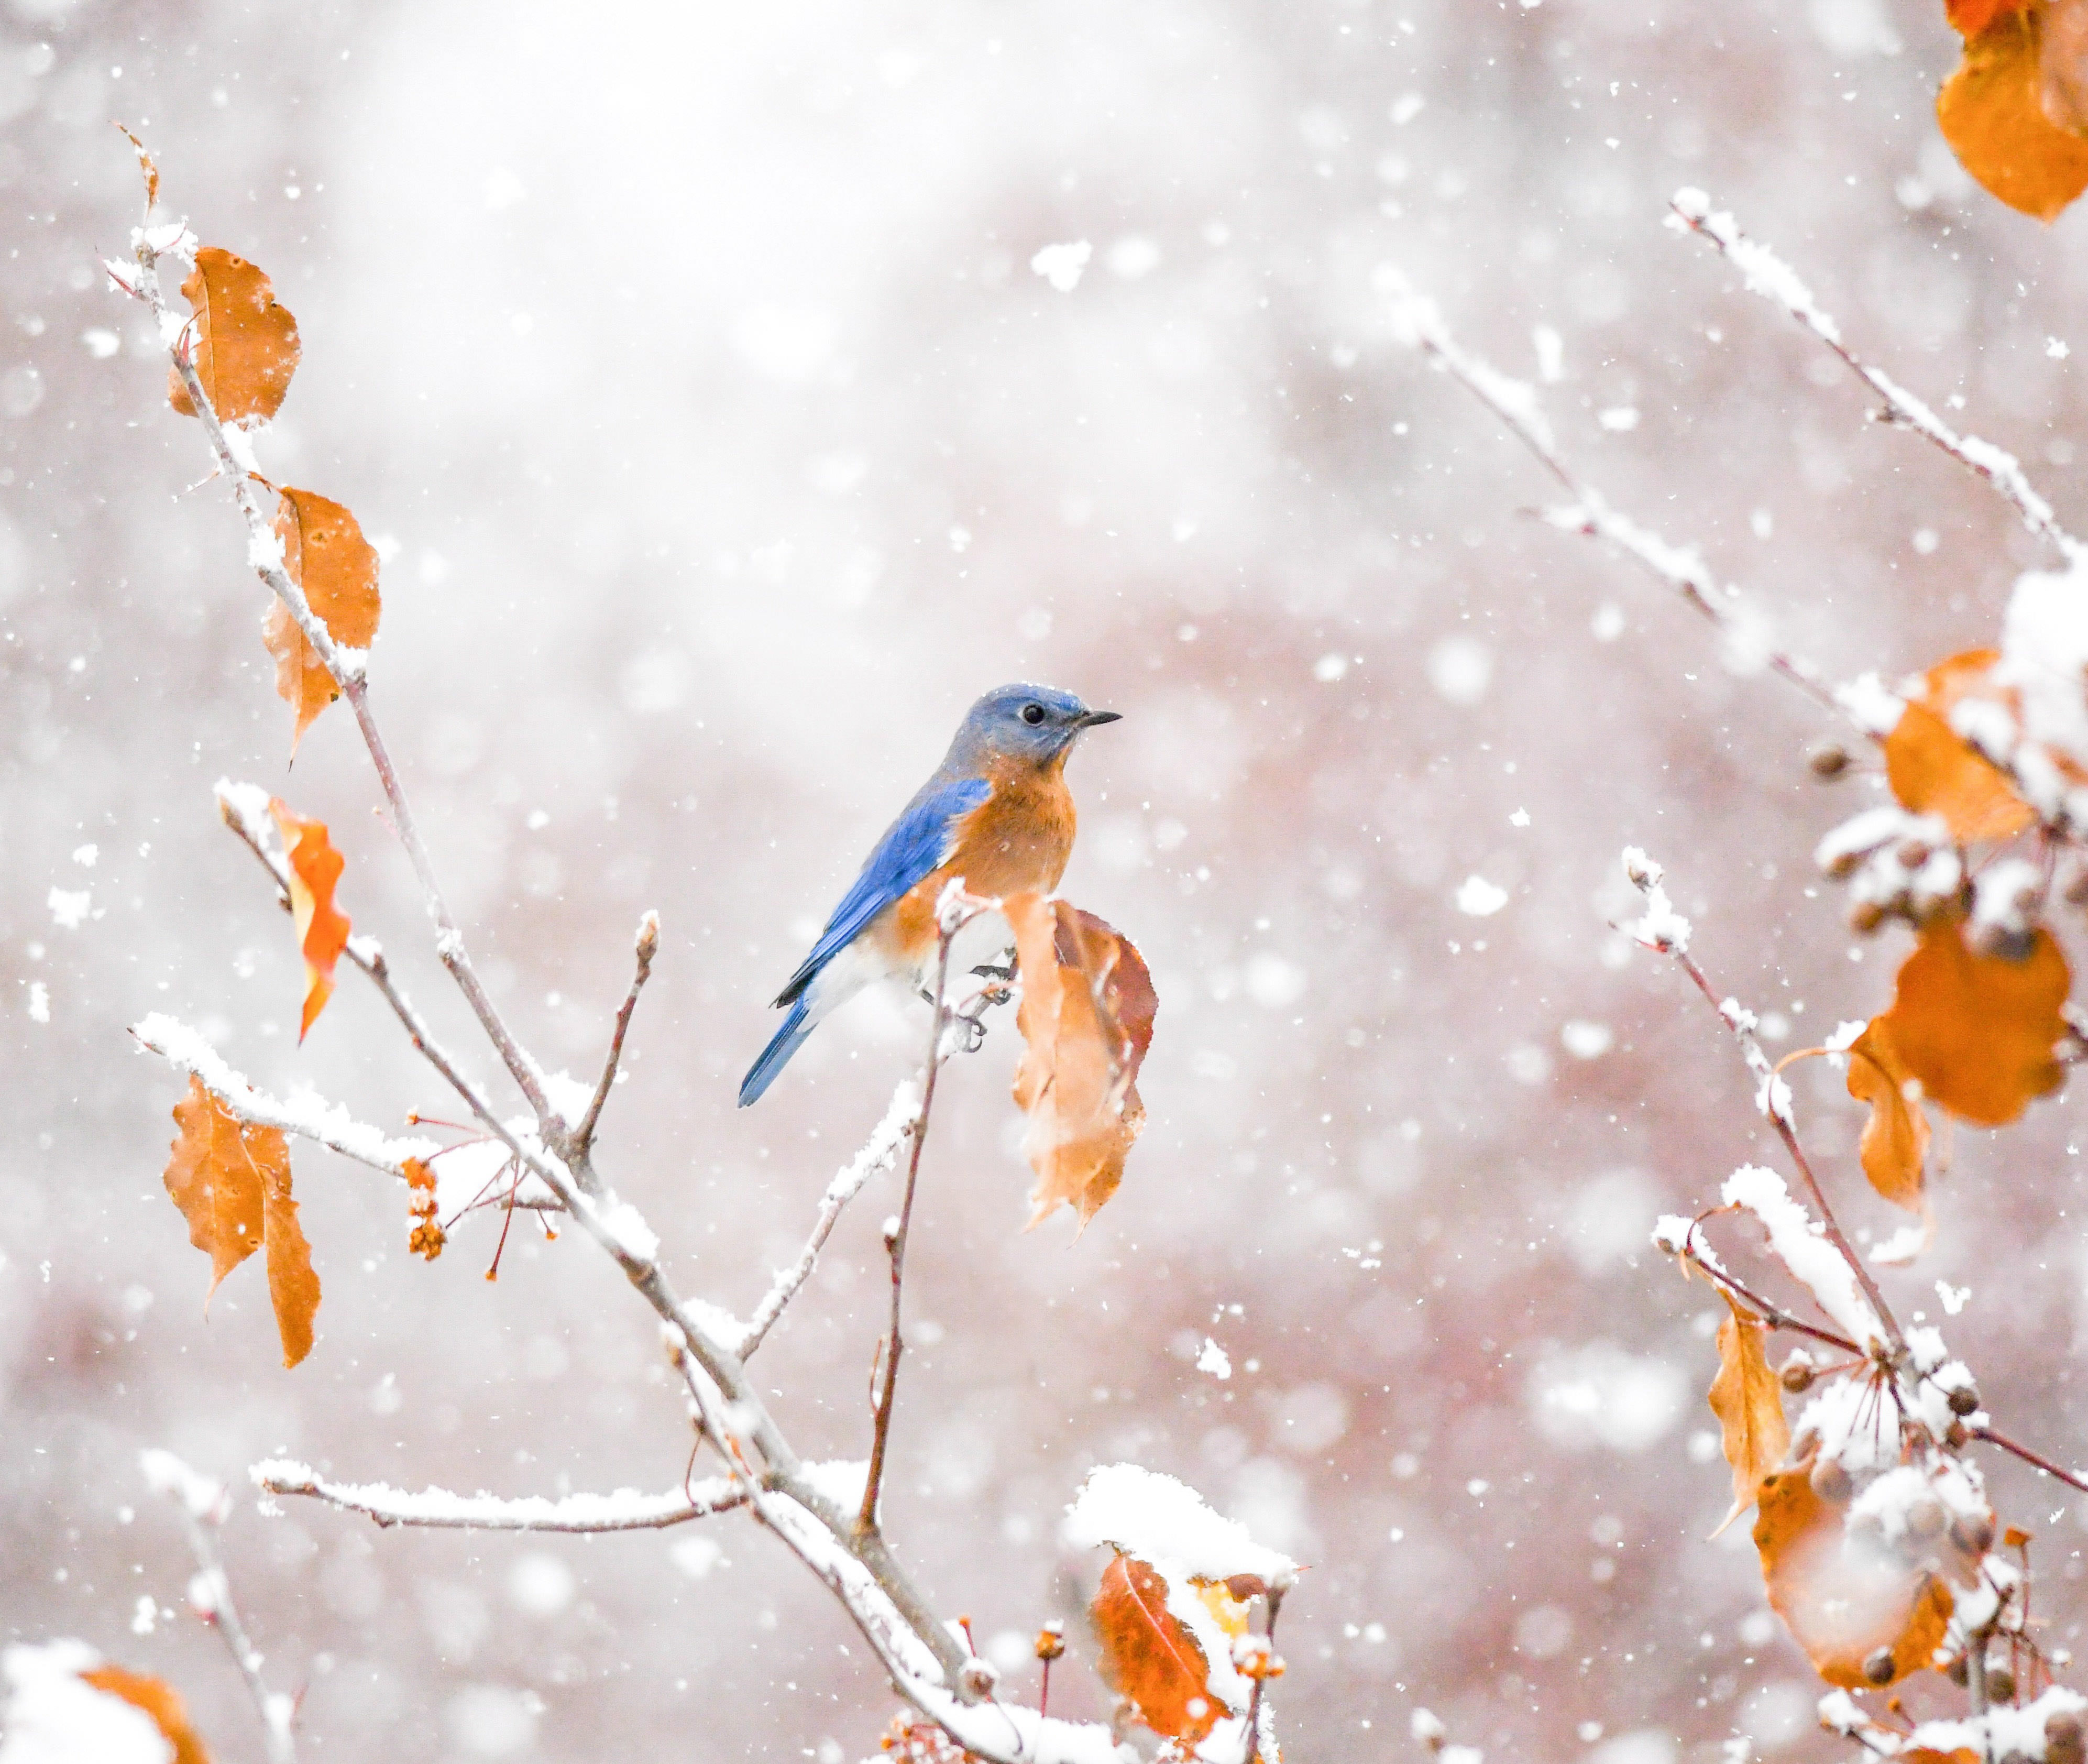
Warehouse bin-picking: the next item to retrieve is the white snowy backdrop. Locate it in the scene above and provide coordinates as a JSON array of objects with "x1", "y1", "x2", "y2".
[{"x1": 6, "y1": 0, "x2": 2088, "y2": 1759}]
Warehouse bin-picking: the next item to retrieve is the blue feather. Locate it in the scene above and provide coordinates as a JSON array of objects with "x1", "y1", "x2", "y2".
[
  {"x1": 773, "y1": 774, "x2": 991, "y2": 1007},
  {"x1": 739, "y1": 996, "x2": 814, "y2": 1108}
]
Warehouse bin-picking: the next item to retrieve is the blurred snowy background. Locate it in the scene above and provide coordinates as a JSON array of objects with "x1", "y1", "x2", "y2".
[{"x1": 7, "y1": 0, "x2": 2088, "y2": 1758}]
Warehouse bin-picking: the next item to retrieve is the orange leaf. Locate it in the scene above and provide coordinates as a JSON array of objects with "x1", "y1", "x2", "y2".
[
  {"x1": 1845, "y1": 1020, "x2": 1932, "y2": 1213},
  {"x1": 1708, "y1": 1295, "x2": 1790, "y2": 1535},
  {"x1": 2047, "y1": 0, "x2": 2088, "y2": 130},
  {"x1": 1876, "y1": 918, "x2": 2070, "y2": 1126},
  {"x1": 1948, "y1": 0, "x2": 2032, "y2": 36},
  {"x1": 162, "y1": 1075, "x2": 322, "y2": 1367},
  {"x1": 167, "y1": 246, "x2": 300, "y2": 423},
  {"x1": 1005, "y1": 897, "x2": 1157, "y2": 1230},
  {"x1": 1091, "y1": 1552, "x2": 1233, "y2": 1743},
  {"x1": 1939, "y1": 8, "x2": 2088, "y2": 221},
  {"x1": 1883, "y1": 650, "x2": 2032, "y2": 843},
  {"x1": 78, "y1": 1664, "x2": 212, "y2": 1764},
  {"x1": 269, "y1": 799, "x2": 352, "y2": 1042},
  {"x1": 1754, "y1": 1462, "x2": 1953, "y2": 1689},
  {"x1": 1903, "y1": 1752, "x2": 1982, "y2": 1764},
  {"x1": 264, "y1": 488, "x2": 381, "y2": 749}
]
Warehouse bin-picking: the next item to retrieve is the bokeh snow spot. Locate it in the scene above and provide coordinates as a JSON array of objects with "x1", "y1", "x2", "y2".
[{"x1": 1530, "y1": 1342, "x2": 1685, "y2": 1452}]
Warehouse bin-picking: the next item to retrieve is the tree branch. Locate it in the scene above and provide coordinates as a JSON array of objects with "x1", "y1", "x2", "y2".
[
  {"x1": 252, "y1": 1460, "x2": 749, "y2": 1532},
  {"x1": 1668, "y1": 189, "x2": 2082, "y2": 561},
  {"x1": 1380, "y1": 268, "x2": 1844, "y2": 717},
  {"x1": 859, "y1": 914, "x2": 959, "y2": 1538},
  {"x1": 1970, "y1": 1425, "x2": 2088, "y2": 1497},
  {"x1": 142, "y1": 1450, "x2": 298, "y2": 1764},
  {"x1": 740, "y1": 1075, "x2": 921, "y2": 1361},
  {"x1": 567, "y1": 910, "x2": 658, "y2": 1158}
]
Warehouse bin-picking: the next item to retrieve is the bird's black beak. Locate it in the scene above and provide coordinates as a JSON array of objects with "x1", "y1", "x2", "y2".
[{"x1": 1075, "y1": 709, "x2": 1123, "y2": 729}]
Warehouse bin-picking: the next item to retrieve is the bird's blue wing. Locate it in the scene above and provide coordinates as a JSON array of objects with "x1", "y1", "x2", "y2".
[{"x1": 773, "y1": 774, "x2": 992, "y2": 1006}]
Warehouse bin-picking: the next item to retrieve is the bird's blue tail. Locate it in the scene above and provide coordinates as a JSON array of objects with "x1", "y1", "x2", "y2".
[{"x1": 739, "y1": 998, "x2": 814, "y2": 1108}]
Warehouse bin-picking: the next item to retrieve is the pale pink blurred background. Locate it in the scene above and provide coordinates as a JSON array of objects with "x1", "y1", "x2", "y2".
[{"x1": 8, "y1": 0, "x2": 2088, "y2": 1759}]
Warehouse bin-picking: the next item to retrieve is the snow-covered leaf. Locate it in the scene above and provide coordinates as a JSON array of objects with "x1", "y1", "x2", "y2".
[
  {"x1": 264, "y1": 487, "x2": 380, "y2": 749},
  {"x1": 167, "y1": 246, "x2": 299, "y2": 423}
]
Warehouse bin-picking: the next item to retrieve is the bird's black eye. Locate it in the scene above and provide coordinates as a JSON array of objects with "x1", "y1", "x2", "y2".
[{"x1": 1021, "y1": 703, "x2": 1047, "y2": 726}]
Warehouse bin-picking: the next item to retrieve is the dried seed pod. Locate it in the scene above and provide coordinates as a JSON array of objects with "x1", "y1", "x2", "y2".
[
  {"x1": 1850, "y1": 900, "x2": 1888, "y2": 935},
  {"x1": 1948, "y1": 1652, "x2": 1971, "y2": 1688},
  {"x1": 1809, "y1": 1455, "x2": 1852, "y2": 1503},
  {"x1": 1779, "y1": 1355, "x2": 1816, "y2": 1395},
  {"x1": 1906, "y1": 1496, "x2": 1948, "y2": 1540},
  {"x1": 1948, "y1": 1384, "x2": 1980, "y2": 1417},
  {"x1": 1898, "y1": 840, "x2": 1933, "y2": 871},
  {"x1": 1946, "y1": 1419, "x2": 1970, "y2": 1449},
  {"x1": 2065, "y1": 867, "x2": 2088, "y2": 908},
  {"x1": 1863, "y1": 1646, "x2": 1898, "y2": 1686},
  {"x1": 1810, "y1": 744, "x2": 1852, "y2": 779},
  {"x1": 1787, "y1": 1425, "x2": 1821, "y2": 1464},
  {"x1": 1986, "y1": 1665, "x2": 2016, "y2": 1704},
  {"x1": 1951, "y1": 1510, "x2": 1996, "y2": 1557},
  {"x1": 1034, "y1": 1625, "x2": 1066, "y2": 1663}
]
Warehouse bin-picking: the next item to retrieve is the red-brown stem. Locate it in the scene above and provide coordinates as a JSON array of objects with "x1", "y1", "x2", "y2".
[
  {"x1": 1679, "y1": 1246, "x2": 1863, "y2": 1356},
  {"x1": 857, "y1": 930, "x2": 954, "y2": 1538},
  {"x1": 1971, "y1": 1425, "x2": 2088, "y2": 1497},
  {"x1": 1672, "y1": 947, "x2": 1904, "y2": 1353},
  {"x1": 1038, "y1": 1656, "x2": 1053, "y2": 1722},
  {"x1": 569, "y1": 911, "x2": 658, "y2": 1157},
  {"x1": 1246, "y1": 1587, "x2": 1285, "y2": 1764}
]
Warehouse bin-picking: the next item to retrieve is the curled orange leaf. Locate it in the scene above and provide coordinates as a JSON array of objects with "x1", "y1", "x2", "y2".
[
  {"x1": 269, "y1": 799, "x2": 352, "y2": 1042},
  {"x1": 1845, "y1": 1020, "x2": 1932, "y2": 1213},
  {"x1": 162, "y1": 1075, "x2": 321, "y2": 1367},
  {"x1": 167, "y1": 246, "x2": 300, "y2": 422},
  {"x1": 1005, "y1": 897, "x2": 1156, "y2": 1230},
  {"x1": 1948, "y1": 0, "x2": 2033, "y2": 35},
  {"x1": 78, "y1": 1663, "x2": 212, "y2": 1764},
  {"x1": 1876, "y1": 918, "x2": 2069, "y2": 1127},
  {"x1": 1938, "y1": 7, "x2": 2088, "y2": 221},
  {"x1": 1708, "y1": 1295, "x2": 1789, "y2": 1535},
  {"x1": 265, "y1": 488, "x2": 381, "y2": 749}
]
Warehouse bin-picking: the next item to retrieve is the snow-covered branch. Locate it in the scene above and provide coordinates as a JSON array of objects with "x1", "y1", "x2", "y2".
[
  {"x1": 740, "y1": 1077, "x2": 919, "y2": 1360},
  {"x1": 1379, "y1": 266, "x2": 1842, "y2": 716},
  {"x1": 1669, "y1": 188, "x2": 2082, "y2": 561},
  {"x1": 252, "y1": 1460, "x2": 748, "y2": 1532}
]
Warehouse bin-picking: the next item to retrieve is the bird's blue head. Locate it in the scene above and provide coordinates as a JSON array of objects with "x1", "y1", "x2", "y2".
[{"x1": 950, "y1": 682, "x2": 1121, "y2": 771}]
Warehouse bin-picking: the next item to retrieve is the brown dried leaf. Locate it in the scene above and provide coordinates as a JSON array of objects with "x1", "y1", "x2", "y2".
[
  {"x1": 115, "y1": 124, "x2": 160, "y2": 212},
  {"x1": 1092, "y1": 1552, "x2": 1232, "y2": 1743},
  {"x1": 1939, "y1": 8, "x2": 2088, "y2": 221},
  {"x1": 264, "y1": 488, "x2": 381, "y2": 749},
  {"x1": 268, "y1": 798, "x2": 352, "y2": 1041},
  {"x1": 78, "y1": 1664, "x2": 212, "y2": 1764},
  {"x1": 1845, "y1": 1020, "x2": 1932, "y2": 1212},
  {"x1": 1754, "y1": 1461, "x2": 1954, "y2": 1689},
  {"x1": 1006, "y1": 897, "x2": 1157, "y2": 1230},
  {"x1": 1708, "y1": 1295, "x2": 1790, "y2": 1535},
  {"x1": 1877, "y1": 918, "x2": 2070, "y2": 1127},
  {"x1": 162, "y1": 1076, "x2": 322, "y2": 1367},
  {"x1": 167, "y1": 246, "x2": 300, "y2": 422}
]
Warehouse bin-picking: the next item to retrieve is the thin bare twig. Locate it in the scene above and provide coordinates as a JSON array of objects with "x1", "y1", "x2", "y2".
[
  {"x1": 1669, "y1": 190, "x2": 2081, "y2": 560},
  {"x1": 1381, "y1": 270, "x2": 1843, "y2": 717},
  {"x1": 255, "y1": 1460, "x2": 747, "y2": 1532},
  {"x1": 859, "y1": 921, "x2": 958, "y2": 1538},
  {"x1": 1671, "y1": 1230, "x2": 1864, "y2": 1356},
  {"x1": 740, "y1": 1076, "x2": 920, "y2": 1361},
  {"x1": 1971, "y1": 1425, "x2": 2088, "y2": 1497},
  {"x1": 1664, "y1": 943, "x2": 1905, "y2": 1353},
  {"x1": 1245, "y1": 1587, "x2": 1285, "y2": 1764},
  {"x1": 144, "y1": 1452, "x2": 297, "y2": 1764},
  {"x1": 568, "y1": 909, "x2": 660, "y2": 1157}
]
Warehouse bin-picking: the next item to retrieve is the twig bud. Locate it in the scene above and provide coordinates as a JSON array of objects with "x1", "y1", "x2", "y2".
[
  {"x1": 635, "y1": 908, "x2": 661, "y2": 963},
  {"x1": 1808, "y1": 744, "x2": 1851, "y2": 779},
  {"x1": 1947, "y1": 1383, "x2": 1980, "y2": 1416},
  {"x1": 1034, "y1": 1623, "x2": 1066, "y2": 1662}
]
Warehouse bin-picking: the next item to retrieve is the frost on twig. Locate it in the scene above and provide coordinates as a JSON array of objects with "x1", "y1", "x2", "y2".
[
  {"x1": 1379, "y1": 266, "x2": 1839, "y2": 714},
  {"x1": 1620, "y1": 847, "x2": 1691, "y2": 955},
  {"x1": 252, "y1": 1460, "x2": 748, "y2": 1532},
  {"x1": 1669, "y1": 187, "x2": 2081, "y2": 560},
  {"x1": 141, "y1": 1449, "x2": 298, "y2": 1764},
  {"x1": 740, "y1": 1077, "x2": 920, "y2": 1360}
]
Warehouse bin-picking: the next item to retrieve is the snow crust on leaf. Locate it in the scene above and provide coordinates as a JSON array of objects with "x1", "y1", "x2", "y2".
[
  {"x1": 1064, "y1": 1464, "x2": 1297, "y2": 1586},
  {"x1": 0, "y1": 1641, "x2": 195, "y2": 1764},
  {"x1": 1720, "y1": 1165, "x2": 1885, "y2": 1350}
]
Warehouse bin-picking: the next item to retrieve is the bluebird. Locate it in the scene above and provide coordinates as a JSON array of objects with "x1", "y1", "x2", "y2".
[{"x1": 739, "y1": 683, "x2": 1121, "y2": 1106}]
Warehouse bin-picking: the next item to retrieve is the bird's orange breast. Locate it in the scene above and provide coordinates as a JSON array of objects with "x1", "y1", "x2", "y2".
[{"x1": 877, "y1": 754, "x2": 1078, "y2": 973}]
